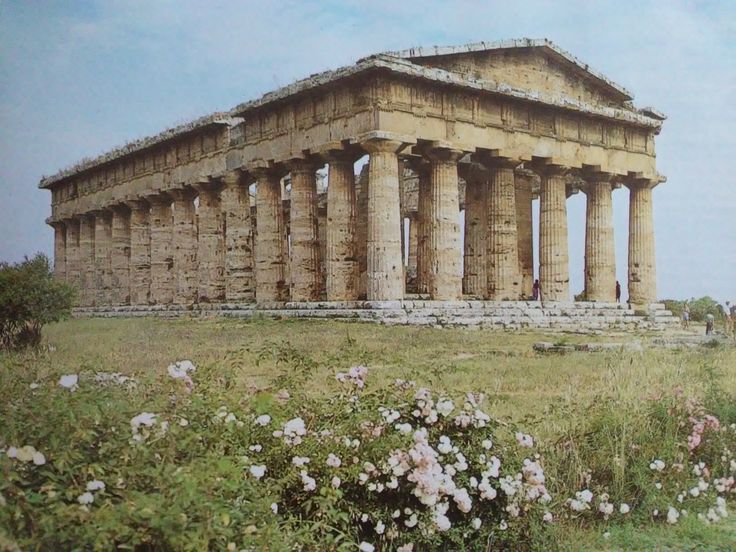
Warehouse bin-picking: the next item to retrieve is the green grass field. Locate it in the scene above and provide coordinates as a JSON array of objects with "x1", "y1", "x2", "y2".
[{"x1": 2, "y1": 317, "x2": 735, "y2": 550}]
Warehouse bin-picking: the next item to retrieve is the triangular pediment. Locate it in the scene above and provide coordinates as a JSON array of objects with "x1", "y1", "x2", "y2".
[{"x1": 387, "y1": 39, "x2": 632, "y2": 108}]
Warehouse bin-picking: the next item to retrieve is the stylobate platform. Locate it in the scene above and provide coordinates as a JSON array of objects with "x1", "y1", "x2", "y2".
[{"x1": 73, "y1": 300, "x2": 678, "y2": 331}]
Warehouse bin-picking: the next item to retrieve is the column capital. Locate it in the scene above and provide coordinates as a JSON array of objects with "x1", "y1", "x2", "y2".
[
  {"x1": 250, "y1": 165, "x2": 287, "y2": 181},
  {"x1": 109, "y1": 202, "x2": 131, "y2": 215},
  {"x1": 89, "y1": 208, "x2": 113, "y2": 219},
  {"x1": 457, "y1": 162, "x2": 488, "y2": 183},
  {"x1": 319, "y1": 147, "x2": 363, "y2": 165},
  {"x1": 192, "y1": 180, "x2": 223, "y2": 194},
  {"x1": 123, "y1": 198, "x2": 150, "y2": 211},
  {"x1": 474, "y1": 154, "x2": 520, "y2": 170},
  {"x1": 287, "y1": 157, "x2": 320, "y2": 174},
  {"x1": 405, "y1": 156, "x2": 431, "y2": 177},
  {"x1": 145, "y1": 191, "x2": 173, "y2": 206},
  {"x1": 168, "y1": 186, "x2": 198, "y2": 202},
  {"x1": 356, "y1": 131, "x2": 414, "y2": 154},
  {"x1": 423, "y1": 145, "x2": 465, "y2": 164},
  {"x1": 625, "y1": 175, "x2": 662, "y2": 190}
]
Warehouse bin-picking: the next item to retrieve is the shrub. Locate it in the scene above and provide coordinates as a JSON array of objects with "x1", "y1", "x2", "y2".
[
  {"x1": 663, "y1": 297, "x2": 725, "y2": 323},
  {"x1": 0, "y1": 254, "x2": 74, "y2": 350}
]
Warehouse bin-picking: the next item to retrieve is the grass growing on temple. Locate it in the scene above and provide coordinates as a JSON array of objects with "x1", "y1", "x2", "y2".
[{"x1": 1, "y1": 318, "x2": 735, "y2": 550}]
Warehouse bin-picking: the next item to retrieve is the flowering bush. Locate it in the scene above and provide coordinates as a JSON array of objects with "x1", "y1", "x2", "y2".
[{"x1": 1, "y1": 351, "x2": 734, "y2": 550}]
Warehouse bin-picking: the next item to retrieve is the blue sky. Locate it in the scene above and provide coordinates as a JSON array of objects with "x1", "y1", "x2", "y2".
[{"x1": 1, "y1": 0, "x2": 734, "y2": 301}]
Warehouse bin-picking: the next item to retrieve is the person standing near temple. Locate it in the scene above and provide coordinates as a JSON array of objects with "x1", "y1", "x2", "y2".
[
  {"x1": 615, "y1": 281, "x2": 621, "y2": 303},
  {"x1": 705, "y1": 312, "x2": 715, "y2": 335},
  {"x1": 682, "y1": 304, "x2": 690, "y2": 329},
  {"x1": 532, "y1": 279, "x2": 540, "y2": 301}
]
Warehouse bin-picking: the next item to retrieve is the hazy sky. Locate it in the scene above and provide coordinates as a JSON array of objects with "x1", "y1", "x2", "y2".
[{"x1": 1, "y1": 0, "x2": 733, "y2": 301}]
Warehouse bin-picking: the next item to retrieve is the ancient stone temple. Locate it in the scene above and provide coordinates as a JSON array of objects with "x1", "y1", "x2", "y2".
[{"x1": 41, "y1": 39, "x2": 674, "y2": 329}]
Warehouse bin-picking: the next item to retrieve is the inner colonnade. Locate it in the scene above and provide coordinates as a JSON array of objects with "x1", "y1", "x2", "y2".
[{"x1": 42, "y1": 40, "x2": 665, "y2": 313}]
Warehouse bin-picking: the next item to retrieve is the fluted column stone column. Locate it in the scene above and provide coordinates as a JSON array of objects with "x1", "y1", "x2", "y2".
[
  {"x1": 170, "y1": 187, "x2": 198, "y2": 305},
  {"x1": 407, "y1": 213, "x2": 418, "y2": 291},
  {"x1": 627, "y1": 178, "x2": 659, "y2": 306},
  {"x1": 514, "y1": 173, "x2": 534, "y2": 299},
  {"x1": 425, "y1": 147, "x2": 463, "y2": 300},
  {"x1": 583, "y1": 173, "x2": 616, "y2": 302},
  {"x1": 325, "y1": 151, "x2": 359, "y2": 301},
  {"x1": 288, "y1": 159, "x2": 321, "y2": 301},
  {"x1": 221, "y1": 171, "x2": 254, "y2": 302},
  {"x1": 462, "y1": 164, "x2": 488, "y2": 296},
  {"x1": 126, "y1": 199, "x2": 151, "y2": 305},
  {"x1": 148, "y1": 194, "x2": 174, "y2": 305},
  {"x1": 362, "y1": 138, "x2": 407, "y2": 301},
  {"x1": 254, "y1": 168, "x2": 288, "y2": 303},
  {"x1": 538, "y1": 165, "x2": 570, "y2": 302},
  {"x1": 64, "y1": 219, "x2": 81, "y2": 292},
  {"x1": 196, "y1": 183, "x2": 226, "y2": 303},
  {"x1": 408, "y1": 160, "x2": 431, "y2": 295},
  {"x1": 93, "y1": 211, "x2": 113, "y2": 306},
  {"x1": 110, "y1": 205, "x2": 131, "y2": 305},
  {"x1": 483, "y1": 158, "x2": 521, "y2": 300},
  {"x1": 51, "y1": 222, "x2": 66, "y2": 282},
  {"x1": 78, "y1": 214, "x2": 96, "y2": 307}
]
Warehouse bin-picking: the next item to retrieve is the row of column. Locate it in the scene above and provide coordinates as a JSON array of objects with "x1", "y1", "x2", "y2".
[{"x1": 51, "y1": 138, "x2": 658, "y2": 307}]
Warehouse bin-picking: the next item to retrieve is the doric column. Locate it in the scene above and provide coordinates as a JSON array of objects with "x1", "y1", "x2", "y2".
[
  {"x1": 110, "y1": 205, "x2": 131, "y2": 305},
  {"x1": 583, "y1": 173, "x2": 616, "y2": 302},
  {"x1": 254, "y1": 168, "x2": 288, "y2": 303},
  {"x1": 325, "y1": 151, "x2": 359, "y2": 301},
  {"x1": 514, "y1": 172, "x2": 534, "y2": 299},
  {"x1": 407, "y1": 213, "x2": 418, "y2": 291},
  {"x1": 537, "y1": 165, "x2": 570, "y2": 302},
  {"x1": 169, "y1": 187, "x2": 198, "y2": 305},
  {"x1": 148, "y1": 194, "x2": 174, "y2": 305},
  {"x1": 461, "y1": 164, "x2": 488, "y2": 296},
  {"x1": 126, "y1": 199, "x2": 151, "y2": 305},
  {"x1": 424, "y1": 147, "x2": 463, "y2": 300},
  {"x1": 196, "y1": 183, "x2": 226, "y2": 303},
  {"x1": 78, "y1": 214, "x2": 96, "y2": 307},
  {"x1": 627, "y1": 178, "x2": 659, "y2": 306},
  {"x1": 221, "y1": 171, "x2": 255, "y2": 302},
  {"x1": 362, "y1": 138, "x2": 407, "y2": 301},
  {"x1": 407, "y1": 159, "x2": 431, "y2": 295},
  {"x1": 288, "y1": 159, "x2": 321, "y2": 301},
  {"x1": 64, "y1": 219, "x2": 81, "y2": 292},
  {"x1": 355, "y1": 167, "x2": 369, "y2": 298},
  {"x1": 483, "y1": 158, "x2": 522, "y2": 300},
  {"x1": 93, "y1": 211, "x2": 113, "y2": 306},
  {"x1": 51, "y1": 222, "x2": 66, "y2": 282}
]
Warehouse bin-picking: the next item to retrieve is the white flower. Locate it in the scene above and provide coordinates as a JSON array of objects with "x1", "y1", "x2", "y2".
[
  {"x1": 255, "y1": 414, "x2": 271, "y2": 426},
  {"x1": 224, "y1": 413, "x2": 237, "y2": 423},
  {"x1": 249, "y1": 465, "x2": 266, "y2": 479},
  {"x1": 436, "y1": 398, "x2": 454, "y2": 417},
  {"x1": 375, "y1": 520, "x2": 385, "y2": 535},
  {"x1": 31, "y1": 450, "x2": 46, "y2": 466},
  {"x1": 603, "y1": 531, "x2": 611, "y2": 540},
  {"x1": 86, "y1": 480, "x2": 105, "y2": 492},
  {"x1": 358, "y1": 543, "x2": 374, "y2": 552},
  {"x1": 167, "y1": 360, "x2": 196, "y2": 379},
  {"x1": 404, "y1": 513, "x2": 418, "y2": 528},
  {"x1": 178, "y1": 418, "x2": 189, "y2": 427},
  {"x1": 292, "y1": 456, "x2": 310, "y2": 467},
  {"x1": 666, "y1": 506, "x2": 680, "y2": 524},
  {"x1": 482, "y1": 439, "x2": 493, "y2": 450},
  {"x1": 77, "y1": 492, "x2": 94, "y2": 505},
  {"x1": 499, "y1": 520, "x2": 508, "y2": 530},
  {"x1": 331, "y1": 476, "x2": 341, "y2": 489},
  {"x1": 396, "y1": 545, "x2": 414, "y2": 552},
  {"x1": 326, "y1": 453, "x2": 342, "y2": 468},
  {"x1": 543, "y1": 511, "x2": 554, "y2": 522},
  {"x1": 270, "y1": 502, "x2": 278, "y2": 514},
  {"x1": 649, "y1": 459, "x2": 665, "y2": 471},
  {"x1": 130, "y1": 412, "x2": 157, "y2": 429},
  {"x1": 434, "y1": 513, "x2": 451, "y2": 532},
  {"x1": 619, "y1": 503, "x2": 631, "y2": 514},
  {"x1": 437, "y1": 436, "x2": 453, "y2": 455},
  {"x1": 59, "y1": 374, "x2": 79, "y2": 390},
  {"x1": 515, "y1": 432, "x2": 534, "y2": 448},
  {"x1": 395, "y1": 423, "x2": 413, "y2": 435},
  {"x1": 472, "y1": 517, "x2": 482, "y2": 529},
  {"x1": 29, "y1": 382, "x2": 40, "y2": 389},
  {"x1": 300, "y1": 470, "x2": 316, "y2": 492}
]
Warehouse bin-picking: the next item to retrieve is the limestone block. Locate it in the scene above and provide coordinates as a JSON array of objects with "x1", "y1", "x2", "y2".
[
  {"x1": 126, "y1": 200, "x2": 151, "y2": 305},
  {"x1": 64, "y1": 219, "x2": 81, "y2": 293},
  {"x1": 254, "y1": 168, "x2": 288, "y2": 302},
  {"x1": 111, "y1": 205, "x2": 131, "y2": 305},
  {"x1": 170, "y1": 188, "x2": 198, "y2": 305},
  {"x1": 288, "y1": 159, "x2": 321, "y2": 301},
  {"x1": 221, "y1": 171, "x2": 255, "y2": 302},
  {"x1": 148, "y1": 194, "x2": 174, "y2": 304},
  {"x1": 325, "y1": 153, "x2": 359, "y2": 301},
  {"x1": 425, "y1": 147, "x2": 463, "y2": 300}
]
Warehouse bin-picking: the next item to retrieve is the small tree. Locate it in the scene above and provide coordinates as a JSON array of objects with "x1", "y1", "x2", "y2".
[{"x1": 0, "y1": 254, "x2": 75, "y2": 350}]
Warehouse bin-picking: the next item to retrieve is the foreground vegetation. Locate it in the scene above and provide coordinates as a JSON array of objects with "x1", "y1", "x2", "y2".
[{"x1": 1, "y1": 318, "x2": 735, "y2": 550}]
